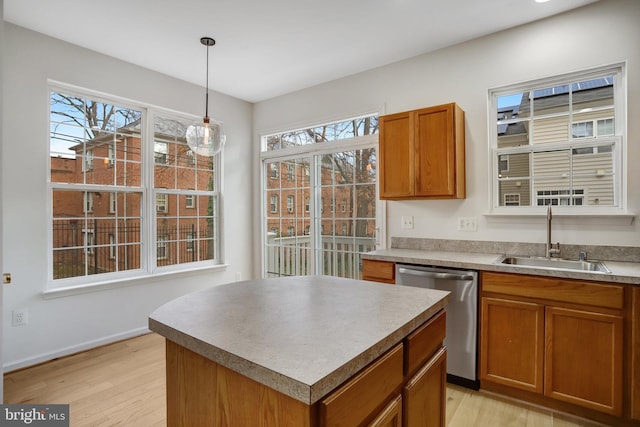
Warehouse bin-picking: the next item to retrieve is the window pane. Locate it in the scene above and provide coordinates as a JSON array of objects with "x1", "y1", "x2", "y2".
[
  {"x1": 50, "y1": 92, "x2": 142, "y2": 186},
  {"x1": 532, "y1": 85, "x2": 570, "y2": 117},
  {"x1": 264, "y1": 115, "x2": 378, "y2": 152},
  {"x1": 498, "y1": 180, "x2": 531, "y2": 207}
]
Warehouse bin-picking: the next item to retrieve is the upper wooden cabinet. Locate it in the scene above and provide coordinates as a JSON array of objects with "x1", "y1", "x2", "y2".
[{"x1": 379, "y1": 103, "x2": 465, "y2": 200}]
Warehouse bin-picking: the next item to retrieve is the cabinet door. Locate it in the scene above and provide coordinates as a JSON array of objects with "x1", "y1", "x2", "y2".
[
  {"x1": 632, "y1": 286, "x2": 640, "y2": 421},
  {"x1": 414, "y1": 104, "x2": 465, "y2": 199},
  {"x1": 379, "y1": 111, "x2": 413, "y2": 198},
  {"x1": 545, "y1": 307, "x2": 623, "y2": 416},
  {"x1": 415, "y1": 105, "x2": 453, "y2": 197},
  {"x1": 403, "y1": 347, "x2": 446, "y2": 427},
  {"x1": 368, "y1": 395, "x2": 402, "y2": 427},
  {"x1": 480, "y1": 297, "x2": 544, "y2": 393}
]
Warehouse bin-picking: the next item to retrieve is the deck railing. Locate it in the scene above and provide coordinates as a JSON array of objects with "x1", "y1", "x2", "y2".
[{"x1": 265, "y1": 234, "x2": 376, "y2": 279}]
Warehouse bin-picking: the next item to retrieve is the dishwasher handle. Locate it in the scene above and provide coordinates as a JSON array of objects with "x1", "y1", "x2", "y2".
[{"x1": 398, "y1": 267, "x2": 474, "y2": 282}]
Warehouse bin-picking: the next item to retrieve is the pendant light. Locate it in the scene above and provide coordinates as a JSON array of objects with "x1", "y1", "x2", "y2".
[{"x1": 186, "y1": 37, "x2": 226, "y2": 156}]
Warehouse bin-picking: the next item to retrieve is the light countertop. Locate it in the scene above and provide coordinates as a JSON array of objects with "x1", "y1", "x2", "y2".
[
  {"x1": 148, "y1": 275, "x2": 449, "y2": 404},
  {"x1": 364, "y1": 248, "x2": 640, "y2": 285}
]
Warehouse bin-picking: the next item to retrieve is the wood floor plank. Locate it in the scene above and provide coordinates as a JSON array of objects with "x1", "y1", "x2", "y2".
[{"x1": 4, "y1": 333, "x2": 605, "y2": 427}]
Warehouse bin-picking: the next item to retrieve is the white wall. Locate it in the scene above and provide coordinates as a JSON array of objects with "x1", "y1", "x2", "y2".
[
  {"x1": 1, "y1": 0, "x2": 5, "y2": 401},
  {"x1": 254, "y1": 0, "x2": 640, "y2": 251},
  {"x1": 2, "y1": 24, "x2": 254, "y2": 370}
]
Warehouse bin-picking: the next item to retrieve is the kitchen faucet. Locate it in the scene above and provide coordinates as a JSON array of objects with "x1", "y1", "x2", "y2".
[{"x1": 546, "y1": 206, "x2": 560, "y2": 258}]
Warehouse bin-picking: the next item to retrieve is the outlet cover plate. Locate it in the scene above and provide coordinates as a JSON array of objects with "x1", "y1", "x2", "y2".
[{"x1": 12, "y1": 309, "x2": 28, "y2": 326}]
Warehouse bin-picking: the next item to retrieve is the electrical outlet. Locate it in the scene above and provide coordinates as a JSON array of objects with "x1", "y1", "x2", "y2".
[
  {"x1": 401, "y1": 216, "x2": 414, "y2": 229},
  {"x1": 12, "y1": 309, "x2": 28, "y2": 326},
  {"x1": 458, "y1": 217, "x2": 478, "y2": 231}
]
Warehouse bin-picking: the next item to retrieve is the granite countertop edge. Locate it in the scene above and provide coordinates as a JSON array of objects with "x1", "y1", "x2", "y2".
[{"x1": 363, "y1": 248, "x2": 640, "y2": 285}]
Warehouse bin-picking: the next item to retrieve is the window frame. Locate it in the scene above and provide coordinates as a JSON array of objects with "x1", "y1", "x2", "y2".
[
  {"x1": 47, "y1": 81, "x2": 224, "y2": 290},
  {"x1": 487, "y1": 64, "x2": 627, "y2": 216}
]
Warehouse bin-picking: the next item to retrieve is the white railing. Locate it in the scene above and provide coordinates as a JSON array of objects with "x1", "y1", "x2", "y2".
[{"x1": 265, "y1": 234, "x2": 376, "y2": 279}]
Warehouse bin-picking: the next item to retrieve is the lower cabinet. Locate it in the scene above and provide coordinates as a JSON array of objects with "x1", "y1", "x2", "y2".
[
  {"x1": 480, "y1": 272, "x2": 624, "y2": 419},
  {"x1": 321, "y1": 309, "x2": 447, "y2": 427}
]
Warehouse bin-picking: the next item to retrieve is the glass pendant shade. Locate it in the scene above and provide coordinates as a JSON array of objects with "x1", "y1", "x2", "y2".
[
  {"x1": 186, "y1": 117, "x2": 226, "y2": 156},
  {"x1": 187, "y1": 36, "x2": 226, "y2": 157}
]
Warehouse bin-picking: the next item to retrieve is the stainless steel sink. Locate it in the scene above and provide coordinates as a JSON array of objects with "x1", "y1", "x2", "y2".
[{"x1": 495, "y1": 255, "x2": 611, "y2": 274}]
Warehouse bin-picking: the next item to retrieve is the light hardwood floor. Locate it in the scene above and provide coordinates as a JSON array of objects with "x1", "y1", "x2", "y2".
[{"x1": 4, "y1": 333, "x2": 602, "y2": 426}]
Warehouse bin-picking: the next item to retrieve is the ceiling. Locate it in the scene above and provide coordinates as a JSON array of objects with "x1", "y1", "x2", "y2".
[{"x1": 4, "y1": 0, "x2": 598, "y2": 103}]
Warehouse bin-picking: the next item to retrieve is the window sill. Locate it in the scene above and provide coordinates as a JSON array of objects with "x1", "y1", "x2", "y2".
[
  {"x1": 42, "y1": 263, "x2": 229, "y2": 300},
  {"x1": 484, "y1": 211, "x2": 636, "y2": 226}
]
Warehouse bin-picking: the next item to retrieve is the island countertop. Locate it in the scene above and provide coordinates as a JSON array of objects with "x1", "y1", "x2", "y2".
[{"x1": 148, "y1": 275, "x2": 449, "y2": 405}]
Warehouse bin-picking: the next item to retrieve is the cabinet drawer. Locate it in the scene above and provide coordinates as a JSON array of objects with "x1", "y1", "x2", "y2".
[
  {"x1": 362, "y1": 259, "x2": 396, "y2": 284},
  {"x1": 404, "y1": 309, "x2": 446, "y2": 377},
  {"x1": 320, "y1": 344, "x2": 403, "y2": 427},
  {"x1": 482, "y1": 272, "x2": 624, "y2": 310}
]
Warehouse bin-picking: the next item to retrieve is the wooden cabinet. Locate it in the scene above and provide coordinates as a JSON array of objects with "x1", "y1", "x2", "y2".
[
  {"x1": 631, "y1": 286, "x2": 640, "y2": 421},
  {"x1": 322, "y1": 309, "x2": 447, "y2": 427},
  {"x1": 480, "y1": 272, "x2": 624, "y2": 418},
  {"x1": 403, "y1": 347, "x2": 447, "y2": 427},
  {"x1": 362, "y1": 259, "x2": 395, "y2": 284},
  {"x1": 544, "y1": 306, "x2": 623, "y2": 415},
  {"x1": 480, "y1": 297, "x2": 544, "y2": 393},
  {"x1": 379, "y1": 103, "x2": 465, "y2": 200}
]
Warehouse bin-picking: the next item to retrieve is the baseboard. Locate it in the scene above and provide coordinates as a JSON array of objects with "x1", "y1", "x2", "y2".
[{"x1": 3, "y1": 327, "x2": 151, "y2": 373}]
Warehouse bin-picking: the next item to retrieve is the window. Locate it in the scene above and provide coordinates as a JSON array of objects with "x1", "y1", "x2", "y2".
[
  {"x1": 108, "y1": 145, "x2": 115, "y2": 166},
  {"x1": 489, "y1": 64, "x2": 625, "y2": 212},
  {"x1": 109, "y1": 234, "x2": 116, "y2": 259},
  {"x1": 154, "y1": 141, "x2": 168, "y2": 164},
  {"x1": 157, "y1": 234, "x2": 168, "y2": 260},
  {"x1": 287, "y1": 195, "x2": 294, "y2": 213},
  {"x1": 156, "y1": 193, "x2": 167, "y2": 212},
  {"x1": 270, "y1": 194, "x2": 279, "y2": 213},
  {"x1": 186, "y1": 231, "x2": 196, "y2": 251},
  {"x1": 109, "y1": 192, "x2": 116, "y2": 213},
  {"x1": 572, "y1": 118, "x2": 615, "y2": 139},
  {"x1": 84, "y1": 192, "x2": 94, "y2": 213},
  {"x1": 83, "y1": 149, "x2": 94, "y2": 171},
  {"x1": 504, "y1": 193, "x2": 520, "y2": 206},
  {"x1": 287, "y1": 163, "x2": 294, "y2": 181},
  {"x1": 270, "y1": 163, "x2": 279, "y2": 179},
  {"x1": 49, "y1": 84, "x2": 222, "y2": 287},
  {"x1": 262, "y1": 114, "x2": 379, "y2": 279},
  {"x1": 536, "y1": 189, "x2": 584, "y2": 206}
]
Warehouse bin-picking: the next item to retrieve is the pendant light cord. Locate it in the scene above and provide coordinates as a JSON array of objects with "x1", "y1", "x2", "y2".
[{"x1": 205, "y1": 43, "x2": 209, "y2": 119}]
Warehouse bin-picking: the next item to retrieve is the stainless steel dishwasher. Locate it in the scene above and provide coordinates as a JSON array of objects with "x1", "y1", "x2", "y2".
[{"x1": 396, "y1": 263, "x2": 479, "y2": 389}]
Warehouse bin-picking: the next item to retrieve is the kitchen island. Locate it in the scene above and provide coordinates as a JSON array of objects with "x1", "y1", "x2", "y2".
[{"x1": 149, "y1": 275, "x2": 449, "y2": 426}]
